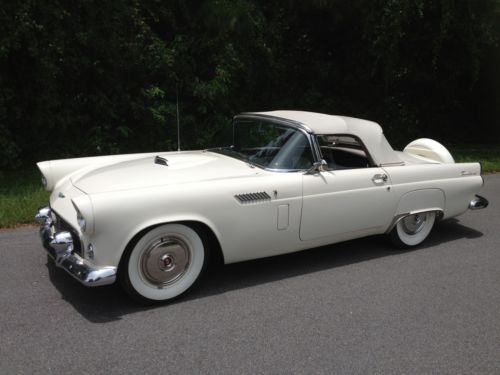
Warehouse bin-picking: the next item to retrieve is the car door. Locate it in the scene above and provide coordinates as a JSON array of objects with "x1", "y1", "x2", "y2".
[{"x1": 300, "y1": 135, "x2": 396, "y2": 242}]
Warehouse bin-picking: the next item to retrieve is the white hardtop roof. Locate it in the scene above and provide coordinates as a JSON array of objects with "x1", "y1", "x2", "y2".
[
  {"x1": 248, "y1": 110, "x2": 382, "y2": 135},
  {"x1": 244, "y1": 110, "x2": 403, "y2": 166}
]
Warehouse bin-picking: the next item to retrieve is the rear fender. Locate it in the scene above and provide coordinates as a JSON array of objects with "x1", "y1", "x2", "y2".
[{"x1": 386, "y1": 189, "x2": 445, "y2": 232}]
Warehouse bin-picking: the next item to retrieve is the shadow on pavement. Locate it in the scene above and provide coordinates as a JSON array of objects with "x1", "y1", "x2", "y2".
[{"x1": 46, "y1": 218, "x2": 483, "y2": 323}]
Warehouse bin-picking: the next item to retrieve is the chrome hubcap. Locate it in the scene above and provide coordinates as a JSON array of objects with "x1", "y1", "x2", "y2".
[
  {"x1": 140, "y1": 237, "x2": 191, "y2": 288},
  {"x1": 401, "y1": 213, "x2": 427, "y2": 235}
]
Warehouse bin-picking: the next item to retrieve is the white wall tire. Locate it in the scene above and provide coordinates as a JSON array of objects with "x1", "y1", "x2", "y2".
[
  {"x1": 390, "y1": 211, "x2": 436, "y2": 248},
  {"x1": 119, "y1": 224, "x2": 206, "y2": 303}
]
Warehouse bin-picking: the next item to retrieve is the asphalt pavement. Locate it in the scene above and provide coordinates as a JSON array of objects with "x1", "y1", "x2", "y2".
[{"x1": 1, "y1": 174, "x2": 499, "y2": 374}]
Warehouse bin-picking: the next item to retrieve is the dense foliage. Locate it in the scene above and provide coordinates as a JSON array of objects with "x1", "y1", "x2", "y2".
[{"x1": 1, "y1": 0, "x2": 499, "y2": 169}]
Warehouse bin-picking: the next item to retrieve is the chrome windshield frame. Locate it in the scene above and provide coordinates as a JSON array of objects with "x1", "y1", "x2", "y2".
[{"x1": 225, "y1": 114, "x2": 322, "y2": 172}]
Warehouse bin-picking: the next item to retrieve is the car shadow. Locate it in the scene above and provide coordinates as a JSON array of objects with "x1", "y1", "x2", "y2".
[{"x1": 46, "y1": 218, "x2": 483, "y2": 323}]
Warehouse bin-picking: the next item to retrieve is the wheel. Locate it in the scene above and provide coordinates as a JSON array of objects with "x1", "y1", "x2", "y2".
[
  {"x1": 119, "y1": 224, "x2": 206, "y2": 303},
  {"x1": 389, "y1": 211, "x2": 436, "y2": 248}
]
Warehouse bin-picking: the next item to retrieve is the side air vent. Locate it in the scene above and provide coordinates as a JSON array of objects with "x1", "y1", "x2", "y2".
[{"x1": 235, "y1": 192, "x2": 271, "y2": 204}]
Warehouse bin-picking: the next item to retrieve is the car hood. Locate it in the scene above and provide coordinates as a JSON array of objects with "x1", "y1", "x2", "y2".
[{"x1": 71, "y1": 151, "x2": 260, "y2": 194}]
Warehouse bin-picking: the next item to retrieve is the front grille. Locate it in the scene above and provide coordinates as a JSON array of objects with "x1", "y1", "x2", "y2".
[{"x1": 52, "y1": 210, "x2": 83, "y2": 256}]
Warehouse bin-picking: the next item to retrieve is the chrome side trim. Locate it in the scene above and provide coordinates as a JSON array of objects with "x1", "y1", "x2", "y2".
[
  {"x1": 380, "y1": 161, "x2": 405, "y2": 167},
  {"x1": 385, "y1": 213, "x2": 408, "y2": 233},
  {"x1": 235, "y1": 192, "x2": 271, "y2": 204},
  {"x1": 469, "y1": 195, "x2": 489, "y2": 210},
  {"x1": 35, "y1": 206, "x2": 117, "y2": 287},
  {"x1": 460, "y1": 171, "x2": 476, "y2": 176}
]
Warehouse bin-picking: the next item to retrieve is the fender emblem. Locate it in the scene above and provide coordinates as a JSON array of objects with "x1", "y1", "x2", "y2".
[{"x1": 460, "y1": 171, "x2": 476, "y2": 176}]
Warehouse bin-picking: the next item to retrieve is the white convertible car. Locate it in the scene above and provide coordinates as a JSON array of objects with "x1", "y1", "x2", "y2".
[{"x1": 35, "y1": 111, "x2": 488, "y2": 302}]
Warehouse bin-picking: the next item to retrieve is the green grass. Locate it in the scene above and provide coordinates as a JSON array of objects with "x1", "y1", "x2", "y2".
[
  {"x1": 0, "y1": 147, "x2": 498, "y2": 228},
  {"x1": 0, "y1": 169, "x2": 49, "y2": 228}
]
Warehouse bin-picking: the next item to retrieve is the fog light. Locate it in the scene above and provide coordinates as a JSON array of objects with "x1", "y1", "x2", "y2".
[{"x1": 87, "y1": 244, "x2": 95, "y2": 259}]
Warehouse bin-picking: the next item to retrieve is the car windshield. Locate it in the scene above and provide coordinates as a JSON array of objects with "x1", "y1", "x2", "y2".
[{"x1": 212, "y1": 118, "x2": 314, "y2": 170}]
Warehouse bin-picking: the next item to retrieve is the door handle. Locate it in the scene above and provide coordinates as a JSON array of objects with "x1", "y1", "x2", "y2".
[{"x1": 372, "y1": 173, "x2": 388, "y2": 185}]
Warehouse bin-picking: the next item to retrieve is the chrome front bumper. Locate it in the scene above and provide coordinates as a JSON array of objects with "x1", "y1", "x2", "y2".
[
  {"x1": 469, "y1": 195, "x2": 489, "y2": 210},
  {"x1": 35, "y1": 206, "x2": 116, "y2": 287}
]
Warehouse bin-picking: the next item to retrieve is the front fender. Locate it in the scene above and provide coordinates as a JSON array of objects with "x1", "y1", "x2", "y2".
[
  {"x1": 86, "y1": 193, "x2": 226, "y2": 267},
  {"x1": 116, "y1": 214, "x2": 224, "y2": 266}
]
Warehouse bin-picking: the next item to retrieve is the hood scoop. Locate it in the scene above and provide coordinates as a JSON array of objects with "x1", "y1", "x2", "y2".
[{"x1": 154, "y1": 155, "x2": 168, "y2": 166}]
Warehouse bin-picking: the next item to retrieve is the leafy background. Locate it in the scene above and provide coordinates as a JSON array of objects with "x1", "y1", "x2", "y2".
[{"x1": 1, "y1": 0, "x2": 499, "y2": 170}]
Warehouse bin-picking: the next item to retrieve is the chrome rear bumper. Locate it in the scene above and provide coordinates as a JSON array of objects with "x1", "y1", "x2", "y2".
[
  {"x1": 35, "y1": 206, "x2": 116, "y2": 287},
  {"x1": 469, "y1": 195, "x2": 489, "y2": 210}
]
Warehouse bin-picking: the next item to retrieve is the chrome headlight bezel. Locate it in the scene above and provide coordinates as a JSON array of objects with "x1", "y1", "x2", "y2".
[
  {"x1": 71, "y1": 196, "x2": 94, "y2": 235},
  {"x1": 76, "y1": 209, "x2": 87, "y2": 232}
]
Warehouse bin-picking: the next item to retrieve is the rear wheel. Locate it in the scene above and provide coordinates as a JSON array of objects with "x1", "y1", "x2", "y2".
[
  {"x1": 119, "y1": 223, "x2": 206, "y2": 303},
  {"x1": 389, "y1": 211, "x2": 436, "y2": 248}
]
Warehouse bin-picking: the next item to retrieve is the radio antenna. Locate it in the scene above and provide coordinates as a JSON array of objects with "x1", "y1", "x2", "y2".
[{"x1": 176, "y1": 83, "x2": 181, "y2": 151}]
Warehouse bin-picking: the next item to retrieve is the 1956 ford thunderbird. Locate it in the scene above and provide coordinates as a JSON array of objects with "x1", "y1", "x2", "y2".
[{"x1": 35, "y1": 111, "x2": 488, "y2": 302}]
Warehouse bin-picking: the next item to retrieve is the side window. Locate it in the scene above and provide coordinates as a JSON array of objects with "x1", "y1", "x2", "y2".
[{"x1": 317, "y1": 134, "x2": 372, "y2": 170}]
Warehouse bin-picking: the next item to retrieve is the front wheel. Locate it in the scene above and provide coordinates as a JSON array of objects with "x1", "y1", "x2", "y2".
[
  {"x1": 119, "y1": 223, "x2": 206, "y2": 303},
  {"x1": 389, "y1": 211, "x2": 436, "y2": 248}
]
